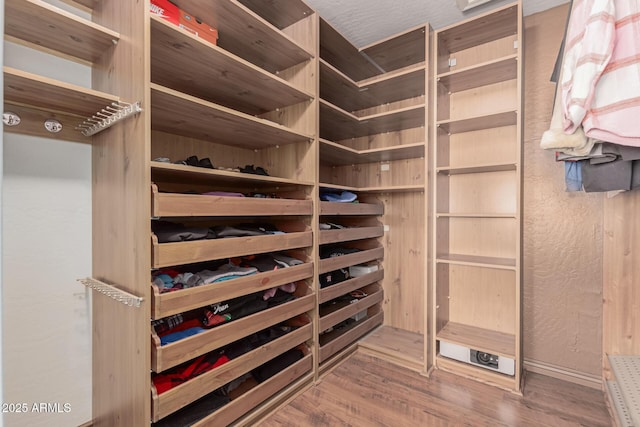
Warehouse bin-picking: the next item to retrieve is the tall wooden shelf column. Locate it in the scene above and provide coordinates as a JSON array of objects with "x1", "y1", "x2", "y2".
[{"x1": 431, "y1": 1, "x2": 523, "y2": 392}]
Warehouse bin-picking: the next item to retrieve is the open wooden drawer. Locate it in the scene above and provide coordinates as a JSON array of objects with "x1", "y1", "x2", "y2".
[
  {"x1": 152, "y1": 225, "x2": 312, "y2": 268},
  {"x1": 319, "y1": 201, "x2": 384, "y2": 216},
  {"x1": 151, "y1": 261, "x2": 314, "y2": 319},
  {"x1": 190, "y1": 354, "x2": 313, "y2": 427},
  {"x1": 319, "y1": 305, "x2": 383, "y2": 364},
  {"x1": 152, "y1": 289, "x2": 315, "y2": 373},
  {"x1": 151, "y1": 324, "x2": 312, "y2": 422},
  {"x1": 319, "y1": 283, "x2": 383, "y2": 332},
  {"x1": 319, "y1": 245, "x2": 384, "y2": 274},
  {"x1": 319, "y1": 225, "x2": 384, "y2": 245},
  {"x1": 319, "y1": 269, "x2": 384, "y2": 304},
  {"x1": 152, "y1": 183, "x2": 313, "y2": 217}
]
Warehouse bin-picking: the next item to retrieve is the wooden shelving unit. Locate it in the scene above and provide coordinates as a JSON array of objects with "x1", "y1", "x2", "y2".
[
  {"x1": 145, "y1": 3, "x2": 319, "y2": 423},
  {"x1": 5, "y1": 0, "x2": 119, "y2": 63},
  {"x1": 318, "y1": 18, "x2": 431, "y2": 374},
  {"x1": 151, "y1": 84, "x2": 313, "y2": 149},
  {"x1": 431, "y1": 1, "x2": 523, "y2": 392}
]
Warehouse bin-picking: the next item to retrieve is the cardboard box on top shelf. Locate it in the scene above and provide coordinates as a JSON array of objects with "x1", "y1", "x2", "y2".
[
  {"x1": 149, "y1": 0, "x2": 180, "y2": 26},
  {"x1": 179, "y1": 10, "x2": 219, "y2": 45}
]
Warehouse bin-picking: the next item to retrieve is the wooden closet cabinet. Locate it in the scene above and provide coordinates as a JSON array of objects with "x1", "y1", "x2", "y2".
[
  {"x1": 317, "y1": 18, "x2": 432, "y2": 373},
  {"x1": 431, "y1": 1, "x2": 523, "y2": 392},
  {"x1": 5, "y1": 0, "x2": 319, "y2": 425}
]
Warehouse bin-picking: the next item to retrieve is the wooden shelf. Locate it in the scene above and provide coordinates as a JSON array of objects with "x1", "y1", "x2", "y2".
[
  {"x1": 319, "y1": 269, "x2": 384, "y2": 304},
  {"x1": 320, "y1": 182, "x2": 425, "y2": 194},
  {"x1": 436, "y1": 213, "x2": 517, "y2": 219},
  {"x1": 437, "y1": 110, "x2": 517, "y2": 134},
  {"x1": 435, "y1": 355, "x2": 516, "y2": 390},
  {"x1": 152, "y1": 324, "x2": 312, "y2": 422},
  {"x1": 150, "y1": 16, "x2": 313, "y2": 116},
  {"x1": 319, "y1": 308, "x2": 383, "y2": 363},
  {"x1": 320, "y1": 139, "x2": 425, "y2": 166},
  {"x1": 190, "y1": 355, "x2": 312, "y2": 427},
  {"x1": 169, "y1": 0, "x2": 314, "y2": 74},
  {"x1": 358, "y1": 325, "x2": 424, "y2": 371},
  {"x1": 151, "y1": 162, "x2": 314, "y2": 190},
  {"x1": 150, "y1": 84, "x2": 313, "y2": 149},
  {"x1": 319, "y1": 226, "x2": 384, "y2": 245},
  {"x1": 319, "y1": 18, "x2": 380, "y2": 82},
  {"x1": 320, "y1": 60, "x2": 425, "y2": 112},
  {"x1": 437, "y1": 321, "x2": 515, "y2": 358},
  {"x1": 320, "y1": 201, "x2": 384, "y2": 216},
  {"x1": 5, "y1": 0, "x2": 119, "y2": 63},
  {"x1": 435, "y1": 254, "x2": 516, "y2": 270},
  {"x1": 152, "y1": 231, "x2": 313, "y2": 268},
  {"x1": 437, "y1": 3, "x2": 518, "y2": 53},
  {"x1": 319, "y1": 247, "x2": 384, "y2": 274},
  {"x1": 320, "y1": 99, "x2": 425, "y2": 141},
  {"x1": 359, "y1": 24, "x2": 427, "y2": 73},
  {"x1": 4, "y1": 67, "x2": 119, "y2": 118},
  {"x1": 319, "y1": 285, "x2": 383, "y2": 331},
  {"x1": 237, "y1": 0, "x2": 313, "y2": 30},
  {"x1": 437, "y1": 55, "x2": 518, "y2": 93},
  {"x1": 436, "y1": 162, "x2": 517, "y2": 175},
  {"x1": 319, "y1": 183, "x2": 359, "y2": 192},
  {"x1": 151, "y1": 262, "x2": 314, "y2": 319},
  {"x1": 152, "y1": 293, "x2": 315, "y2": 372},
  {"x1": 152, "y1": 185, "x2": 313, "y2": 218}
]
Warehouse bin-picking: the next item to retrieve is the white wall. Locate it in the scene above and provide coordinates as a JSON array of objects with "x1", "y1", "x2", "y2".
[
  {"x1": 1, "y1": 0, "x2": 5, "y2": 425},
  {"x1": 3, "y1": 4, "x2": 93, "y2": 422}
]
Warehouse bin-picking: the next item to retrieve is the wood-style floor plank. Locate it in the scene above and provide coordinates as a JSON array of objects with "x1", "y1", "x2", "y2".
[{"x1": 259, "y1": 352, "x2": 612, "y2": 427}]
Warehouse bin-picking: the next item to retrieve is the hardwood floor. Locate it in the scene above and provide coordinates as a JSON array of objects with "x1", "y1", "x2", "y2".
[{"x1": 259, "y1": 352, "x2": 612, "y2": 427}]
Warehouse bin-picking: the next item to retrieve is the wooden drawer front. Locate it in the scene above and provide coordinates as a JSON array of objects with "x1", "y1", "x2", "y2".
[
  {"x1": 191, "y1": 355, "x2": 313, "y2": 427},
  {"x1": 152, "y1": 231, "x2": 312, "y2": 268},
  {"x1": 152, "y1": 293, "x2": 315, "y2": 372},
  {"x1": 152, "y1": 263, "x2": 314, "y2": 319},
  {"x1": 319, "y1": 226, "x2": 384, "y2": 245},
  {"x1": 319, "y1": 269, "x2": 383, "y2": 304},
  {"x1": 152, "y1": 324, "x2": 312, "y2": 422},
  {"x1": 318, "y1": 247, "x2": 384, "y2": 274},
  {"x1": 320, "y1": 201, "x2": 384, "y2": 216},
  {"x1": 153, "y1": 192, "x2": 313, "y2": 217},
  {"x1": 319, "y1": 285, "x2": 383, "y2": 332},
  {"x1": 319, "y1": 309, "x2": 384, "y2": 363}
]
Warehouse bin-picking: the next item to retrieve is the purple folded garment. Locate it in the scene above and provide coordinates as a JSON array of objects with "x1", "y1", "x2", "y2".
[{"x1": 202, "y1": 191, "x2": 245, "y2": 197}]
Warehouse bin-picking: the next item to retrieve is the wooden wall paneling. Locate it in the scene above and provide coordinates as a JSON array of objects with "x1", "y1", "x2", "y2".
[
  {"x1": 448, "y1": 265, "x2": 517, "y2": 334},
  {"x1": 449, "y1": 80, "x2": 518, "y2": 121},
  {"x1": 447, "y1": 171, "x2": 518, "y2": 214},
  {"x1": 259, "y1": 139, "x2": 316, "y2": 183},
  {"x1": 91, "y1": 0, "x2": 150, "y2": 425},
  {"x1": 448, "y1": 217, "x2": 517, "y2": 259},
  {"x1": 323, "y1": 158, "x2": 425, "y2": 189},
  {"x1": 378, "y1": 193, "x2": 425, "y2": 334},
  {"x1": 447, "y1": 126, "x2": 517, "y2": 167},
  {"x1": 354, "y1": 95, "x2": 426, "y2": 117},
  {"x1": 603, "y1": 191, "x2": 640, "y2": 376}
]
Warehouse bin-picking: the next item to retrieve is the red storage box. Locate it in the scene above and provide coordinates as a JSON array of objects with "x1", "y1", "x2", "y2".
[
  {"x1": 150, "y1": 0, "x2": 180, "y2": 26},
  {"x1": 179, "y1": 10, "x2": 219, "y2": 45}
]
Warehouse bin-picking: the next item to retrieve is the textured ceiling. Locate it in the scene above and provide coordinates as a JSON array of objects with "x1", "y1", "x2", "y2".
[{"x1": 305, "y1": 0, "x2": 569, "y2": 48}]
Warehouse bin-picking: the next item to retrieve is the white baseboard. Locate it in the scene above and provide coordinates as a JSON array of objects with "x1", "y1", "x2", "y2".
[{"x1": 524, "y1": 359, "x2": 602, "y2": 390}]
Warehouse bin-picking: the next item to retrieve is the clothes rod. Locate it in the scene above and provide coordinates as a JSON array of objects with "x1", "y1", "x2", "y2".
[
  {"x1": 78, "y1": 277, "x2": 143, "y2": 308},
  {"x1": 76, "y1": 101, "x2": 142, "y2": 137}
]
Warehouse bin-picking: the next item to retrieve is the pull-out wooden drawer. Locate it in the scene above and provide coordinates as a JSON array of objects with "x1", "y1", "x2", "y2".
[
  {"x1": 319, "y1": 284, "x2": 383, "y2": 332},
  {"x1": 152, "y1": 324, "x2": 312, "y2": 422},
  {"x1": 152, "y1": 293, "x2": 315, "y2": 372},
  {"x1": 319, "y1": 226, "x2": 383, "y2": 245},
  {"x1": 152, "y1": 231, "x2": 313, "y2": 268},
  {"x1": 319, "y1": 306, "x2": 383, "y2": 364},
  {"x1": 319, "y1": 247, "x2": 384, "y2": 274},
  {"x1": 152, "y1": 184, "x2": 313, "y2": 217},
  {"x1": 152, "y1": 262, "x2": 314, "y2": 319}
]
